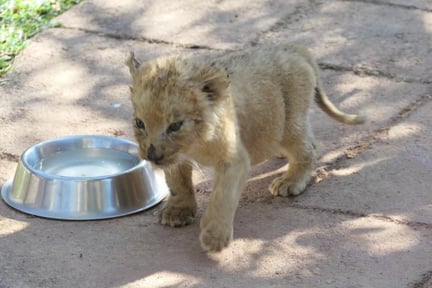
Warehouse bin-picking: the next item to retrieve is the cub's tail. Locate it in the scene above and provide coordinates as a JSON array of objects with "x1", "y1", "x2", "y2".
[{"x1": 314, "y1": 86, "x2": 366, "y2": 125}]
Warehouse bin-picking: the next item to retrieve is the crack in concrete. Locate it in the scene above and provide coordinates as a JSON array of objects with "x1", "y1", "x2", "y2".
[
  {"x1": 59, "y1": 26, "x2": 224, "y2": 51},
  {"x1": 318, "y1": 62, "x2": 432, "y2": 85},
  {"x1": 340, "y1": 0, "x2": 432, "y2": 13},
  {"x1": 314, "y1": 94, "x2": 432, "y2": 182},
  {"x1": 411, "y1": 271, "x2": 432, "y2": 288},
  {"x1": 288, "y1": 203, "x2": 432, "y2": 230},
  {"x1": 59, "y1": 27, "x2": 432, "y2": 86},
  {"x1": 250, "y1": 0, "x2": 320, "y2": 44},
  {"x1": 371, "y1": 215, "x2": 432, "y2": 230},
  {"x1": 267, "y1": 1, "x2": 319, "y2": 33}
]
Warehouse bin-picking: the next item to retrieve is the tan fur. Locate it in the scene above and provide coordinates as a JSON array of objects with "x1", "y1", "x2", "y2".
[{"x1": 126, "y1": 44, "x2": 365, "y2": 252}]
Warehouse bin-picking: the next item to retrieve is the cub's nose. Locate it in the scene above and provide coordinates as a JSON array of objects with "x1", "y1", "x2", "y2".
[{"x1": 147, "y1": 144, "x2": 164, "y2": 164}]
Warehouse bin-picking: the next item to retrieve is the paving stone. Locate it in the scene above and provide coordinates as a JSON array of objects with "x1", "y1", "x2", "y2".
[
  {"x1": 261, "y1": 0, "x2": 432, "y2": 82},
  {"x1": 56, "y1": 0, "x2": 305, "y2": 49},
  {"x1": 310, "y1": 70, "x2": 430, "y2": 157},
  {"x1": 1, "y1": 199, "x2": 431, "y2": 288},
  {"x1": 294, "y1": 100, "x2": 432, "y2": 225},
  {"x1": 0, "y1": 28, "x2": 208, "y2": 156}
]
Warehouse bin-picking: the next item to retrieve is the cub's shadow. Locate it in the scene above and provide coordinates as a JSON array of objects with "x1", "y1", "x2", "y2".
[{"x1": 193, "y1": 157, "x2": 290, "y2": 205}]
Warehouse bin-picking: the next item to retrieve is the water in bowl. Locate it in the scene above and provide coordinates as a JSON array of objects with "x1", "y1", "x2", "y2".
[{"x1": 37, "y1": 148, "x2": 140, "y2": 178}]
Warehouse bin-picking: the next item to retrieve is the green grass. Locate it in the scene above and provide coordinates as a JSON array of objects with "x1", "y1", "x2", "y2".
[{"x1": 0, "y1": 0, "x2": 83, "y2": 76}]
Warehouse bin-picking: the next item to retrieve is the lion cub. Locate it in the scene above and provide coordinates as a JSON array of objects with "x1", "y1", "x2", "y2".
[{"x1": 126, "y1": 44, "x2": 365, "y2": 252}]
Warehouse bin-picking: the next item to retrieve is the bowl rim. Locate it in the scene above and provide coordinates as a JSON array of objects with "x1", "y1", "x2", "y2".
[{"x1": 19, "y1": 134, "x2": 146, "y2": 181}]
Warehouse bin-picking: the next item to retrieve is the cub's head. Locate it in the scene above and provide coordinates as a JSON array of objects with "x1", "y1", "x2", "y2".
[{"x1": 126, "y1": 52, "x2": 228, "y2": 167}]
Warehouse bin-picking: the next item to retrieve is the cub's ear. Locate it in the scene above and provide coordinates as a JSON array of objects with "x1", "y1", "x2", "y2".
[
  {"x1": 199, "y1": 67, "x2": 229, "y2": 102},
  {"x1": 125, "y1": 51, "x2": 141, "y2": 79}
]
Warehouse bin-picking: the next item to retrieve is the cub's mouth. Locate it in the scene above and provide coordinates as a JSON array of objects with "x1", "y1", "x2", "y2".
[
  {"x1": 148, "y1": 158, "x2": 178, "y2": 168},
  {"x1": 149, "y1": 158, "x2": 165, "y2": 166},
  {"x1": 138, "y1": 148, "x2": 174, "y2": 167}
]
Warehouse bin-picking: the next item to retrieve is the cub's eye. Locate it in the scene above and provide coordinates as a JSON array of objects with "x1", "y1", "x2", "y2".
[
  {"x1": 167, "y1": 121, "x2": 183, "y2": 133},
  {"x1": 135, "y1": 118, "x2": 145, "y2": 130}
]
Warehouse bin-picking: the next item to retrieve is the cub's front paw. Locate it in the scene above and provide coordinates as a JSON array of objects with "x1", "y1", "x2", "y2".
[
  {"x1": 158, "y1": 203, "x2": 196, "y2": 227},
  {"x1": 199, "y1": 220, "x2": 233, "y2": 252},
  {"x1": 269, "y1": 175, "x2": 309, "y2": 197}
]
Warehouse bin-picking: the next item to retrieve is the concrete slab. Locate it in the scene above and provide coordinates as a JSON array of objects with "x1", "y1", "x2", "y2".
[
  {"x1": 288, "y1": 100, "x2": 432, "y2": 225},
  {"x1": 56, "y1": 0, "x2": 305, "y2": 49},
  {"x1": 310, "y1": 70, "x2": 430, "y2": 156},
  {"x1": 0, "y1": 199, "x2": 431, "y2": 288},
  {"x1": 261, "y1": 0, "x2": 432, "y2": 82}
]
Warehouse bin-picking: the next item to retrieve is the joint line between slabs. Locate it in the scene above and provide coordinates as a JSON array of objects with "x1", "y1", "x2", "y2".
[
  {"x1": 340, "y1": 0, "x2": 432, "y2": 12},
  {"x1": 288, "y1": 203, "x2": 432, "y2": 230},
  {"x1": 58, "y1": 26, "x2": 224, "y2": 51},
  {"x1": 411, "y1": 270, "x2": 432, "y2": 288},
  {"x1": 318, "y1": 62, "x2": 432, "y2": 85}
]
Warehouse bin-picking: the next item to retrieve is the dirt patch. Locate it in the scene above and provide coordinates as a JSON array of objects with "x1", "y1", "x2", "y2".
[
  {"x1": 0, "y1": 152, "x2": 19, "y2": 162},
  {"x1": 411, "y1": 270, "x2": 432, "y2": 288}
]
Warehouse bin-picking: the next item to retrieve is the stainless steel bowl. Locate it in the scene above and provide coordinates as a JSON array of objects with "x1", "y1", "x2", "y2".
[{"x1": 1, "y1": 135, "x2": 168, "y2": 220}]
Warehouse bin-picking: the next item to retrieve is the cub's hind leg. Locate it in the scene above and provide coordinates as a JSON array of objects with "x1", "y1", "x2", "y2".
[{"x1": 269, "y1": 123, "x2": 316, "y2": 197}]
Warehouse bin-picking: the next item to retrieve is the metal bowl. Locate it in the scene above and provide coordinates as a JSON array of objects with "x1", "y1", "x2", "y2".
[{"x1": 1, "y1": 135, "x2": 168, "y2": 220}]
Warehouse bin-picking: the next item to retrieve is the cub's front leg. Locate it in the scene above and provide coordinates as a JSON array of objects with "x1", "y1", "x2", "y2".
[
  {"x1": 200, "y1": 149, "x2": 250, "y2": 252},
  {"x1": 159, "y1": 163, "x2": 197, "y2": 227}
]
